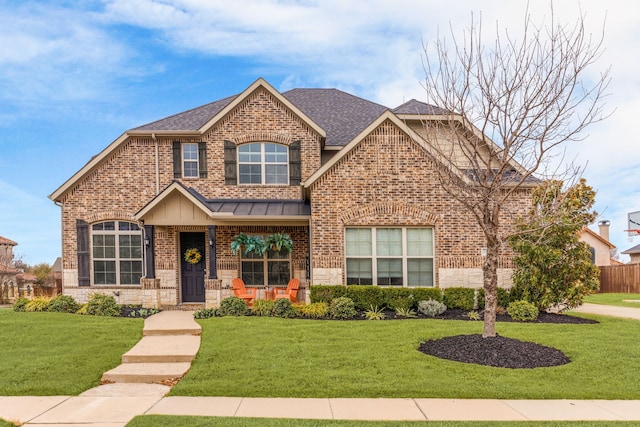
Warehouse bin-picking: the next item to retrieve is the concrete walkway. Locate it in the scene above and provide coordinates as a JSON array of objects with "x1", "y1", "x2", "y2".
[
  {"x1": 570, "y1": 302, "x2": 640, "y2": 320},
  {"x1": 1, "y1": 305, "x2": 640, "y2": 426}
]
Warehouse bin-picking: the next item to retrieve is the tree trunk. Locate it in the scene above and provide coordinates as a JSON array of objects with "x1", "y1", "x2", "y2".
[{"x1": 482, "y1": 227, "x2": 500, "y2": 338}]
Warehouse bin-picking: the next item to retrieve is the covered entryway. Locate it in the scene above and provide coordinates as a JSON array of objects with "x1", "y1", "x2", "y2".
[{"x1": 180, "y1": 232, "x2": 205, "y2": 303}]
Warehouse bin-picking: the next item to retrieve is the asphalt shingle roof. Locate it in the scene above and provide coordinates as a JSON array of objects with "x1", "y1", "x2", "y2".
[
  {"x1": 130, "y1": 86, "x2": 443, "y2": 147},
  {"x1": 282, "y1": 88, "x2": 387, "y2": 147},
  {"x1": 393, "y1": 99, "x2": 448, "y2": 115}
]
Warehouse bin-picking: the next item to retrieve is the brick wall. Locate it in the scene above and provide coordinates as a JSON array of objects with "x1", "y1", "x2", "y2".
[{"x1": 309, "y1": 119, "x2": 531, "y2": 287}]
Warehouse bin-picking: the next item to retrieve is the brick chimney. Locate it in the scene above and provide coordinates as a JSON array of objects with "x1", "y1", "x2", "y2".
[{"x1": 598, "y1": 220, "x2": 610, "y2": 242}]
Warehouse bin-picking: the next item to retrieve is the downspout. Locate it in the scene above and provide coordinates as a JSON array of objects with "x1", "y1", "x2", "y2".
[{"x1": 152, "y1": 133, "x2": 160, "y2": 194}]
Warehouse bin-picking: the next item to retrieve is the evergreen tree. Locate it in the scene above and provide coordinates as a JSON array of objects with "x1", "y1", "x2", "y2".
[{"x1": 509, "y1": 179, "x2": 600, "y2": 311}]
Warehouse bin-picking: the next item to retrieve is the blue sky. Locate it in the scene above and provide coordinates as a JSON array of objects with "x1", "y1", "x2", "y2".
[{"x1": 1, "y1": 0, "x2": 638, "y2": 265}]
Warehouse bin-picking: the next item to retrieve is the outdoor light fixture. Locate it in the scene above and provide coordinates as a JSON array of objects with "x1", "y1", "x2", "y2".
[
  {"x1": 209, "y1": 238, "x2": 214, "y2": 247},
  {"x1": 144, "y1": 236, "x2": 150, "y2": 247}
]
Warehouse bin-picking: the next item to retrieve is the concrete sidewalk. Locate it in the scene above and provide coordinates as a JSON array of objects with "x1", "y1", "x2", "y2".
[
  {"x1": 3, "y1": 394, "x2": 640, "y2": 425},
  {"x1": 1, "y1": 305, "x2": 640, "y2": 426},
  {"x1": 570, "y1": 302, "x2": 640, "y2": 320}
]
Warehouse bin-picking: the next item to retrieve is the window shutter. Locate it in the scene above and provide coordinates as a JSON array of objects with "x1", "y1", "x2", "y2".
[
  {"x1": 198, "y1": 142, "x2": 208, "y2": 178},
  {"x1": 224, "y1": 140, "x2": 237, "y2": 185},
  {"x1": 172, "y1": 141, "x2": 182, "y2": 178},
  {"x1": 76, "y1": 219, "x2": 90, "y2": 286},
  {"x1": 289, "y1": 140, "x2": 301, "y2": 185},
  {"x1": 144, "y1": 225, "x2": 155, "y2": 278}
]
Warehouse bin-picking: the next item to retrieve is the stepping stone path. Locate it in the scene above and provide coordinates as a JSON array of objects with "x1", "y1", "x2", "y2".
[{"x1": 101, "y1": 310, "x2": 201, "y2": 385}]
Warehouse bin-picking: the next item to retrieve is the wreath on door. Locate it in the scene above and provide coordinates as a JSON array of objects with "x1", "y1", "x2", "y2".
[{"x1": 184, "y1": 248, "x2": 202, "y2": 265}]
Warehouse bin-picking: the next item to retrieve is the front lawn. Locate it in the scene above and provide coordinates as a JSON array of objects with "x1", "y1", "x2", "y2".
[
  {"x1": 0, "y1": 309, "x2": 143, "y2": 395},
  {"x1": 584, "y1": 293, "x2": 640, "y2": 308},
  {"x1": 171, "y1": 314, "x2": 640, "y2": 399}
]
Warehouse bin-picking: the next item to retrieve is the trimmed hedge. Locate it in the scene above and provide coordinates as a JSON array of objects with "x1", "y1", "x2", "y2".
[
  {"x1": 442, "y1": 287, "x2": 475, "y2": 310},
  {"x1": 311, "y1": 285, "x2": 444, "y2": 310}
]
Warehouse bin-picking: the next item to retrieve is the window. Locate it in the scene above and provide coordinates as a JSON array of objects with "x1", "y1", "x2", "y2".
[
  {"x1": 238, "y1": 143, "x2": 288, "y2": 184},
  {"x1": 345, "y1": 227, "x2": 434, "y2": 287},
  {"x1": 182, "y1": 143, "x2": 199, "y2": 178},
  {"x1": 240, "y1": 243, "x2": 291, "y2": 287},
  {"x1": 92, "y1": 221, "x2": 143, "y2": 285}
]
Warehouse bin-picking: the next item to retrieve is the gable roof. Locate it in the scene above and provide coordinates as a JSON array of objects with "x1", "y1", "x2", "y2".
[
  {"x1": 581, "y1": 227, "x2": 616, "y2": 249},
  {"x1": 134, "y1": 181, "x2": 310, "y2": 225},
  {"x1": 0, "y1": 236, "x2": 17, "y2": 246}
]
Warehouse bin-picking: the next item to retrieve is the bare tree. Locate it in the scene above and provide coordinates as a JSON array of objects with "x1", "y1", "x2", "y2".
[{"x1": 421, "y1": 6, "x2": 610, "y2": 337}]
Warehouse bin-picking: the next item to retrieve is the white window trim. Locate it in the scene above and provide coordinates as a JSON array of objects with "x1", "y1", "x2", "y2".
[
  {"x1": 237, "y1": 142, "x2": 289, "y2": 185},
  {"x1": 345, "y1": 227, "x2": 435, "y2": 287},
  {"x1": 91, "y1": 221, "x2": 144, "y2": 286},
  {"x1": 182, "y1": 143, "x2": 199, "y2": 178}
]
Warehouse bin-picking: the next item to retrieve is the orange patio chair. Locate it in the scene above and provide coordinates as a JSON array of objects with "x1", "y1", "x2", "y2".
[
  {"x1": 231, "y1": 278, "x2": 257, "y2": 306},
  {"x1": 272, "y1": 278, "x2": 300, "y2": 303}
]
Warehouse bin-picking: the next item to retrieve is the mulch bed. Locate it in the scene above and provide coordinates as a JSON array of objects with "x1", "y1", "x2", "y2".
[{"x1": 414, "y1": 308, "x2": 596, "y2": 369}]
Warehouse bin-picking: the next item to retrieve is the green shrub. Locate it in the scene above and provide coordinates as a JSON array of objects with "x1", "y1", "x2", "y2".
[
  {"x1": 477, "y1": 287, "x2": 511, "y2": 310},
  {"x1": 252, "y1": 299, "x2": 275, "y2": 316},
  {"x1": 193, "y1": 308, "x2": 217, "y2": 319},
  {"x1": 299, "y1": 302, "x2": 329, "y2": 319},
  {"x1": 25, "y1": 297, "x2": 51, "y2": 312},
  {"x1": 219, "y1": 296, "x2": 249, "y2": 316},
  {"x1": 310, "y1": 285, "x2": 347, "y2": 304},
  {"x1": 48, "y1": 295, "x2": 80, "y2": 313},
  {"x1": 410, "y1": 288, "x2": 443, "y2": 304},
  {"x1": 443, "y1": 287, "x2": 475, "y2": 310},
  {"x1": 12, "y1": 297, "x2": 29, "y2": 312},
  {"x1": 76, "y1": 304, "x2": 88, "y2": 315},
  {"x1": 364, "y1": 305, "x2": 385, "y2": 320},
  {"x1": 86, "y1": 293, "x2": 120, "y2": 317},
  {"x1": 126, "y1": 306, "x2": 159, "y2": 318},
  {"x1": 272, "y1": 298, "x2": 296, "y2": 318},
  {"x1": 383, "y1": 288, "x2": 413, "y2": 311},
  {"x1": 417, "y1": 299, "x2": 447, "y2": 317},
  {"x1": 328, "y1": 296, "x2": 357, "y2": 319},
  {"x1": 345, "y1": 286, "x2": 385, "y2": 310},
  {"x1": 507, "y1": 300, "x2": 539, "y2": 321}
]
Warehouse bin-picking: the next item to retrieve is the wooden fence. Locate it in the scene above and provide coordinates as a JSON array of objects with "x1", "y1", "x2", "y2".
[{"x1": 599, "y1": 264, "x2": 640, "y2": 293}]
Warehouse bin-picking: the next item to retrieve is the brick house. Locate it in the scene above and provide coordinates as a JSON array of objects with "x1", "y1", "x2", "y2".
[{"x1": 49, "y1": 78, "x2": 531, "y2": 308}]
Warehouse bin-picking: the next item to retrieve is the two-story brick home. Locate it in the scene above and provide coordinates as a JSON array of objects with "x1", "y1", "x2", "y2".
[{"x1": 49, "y1": 78, "x2": 531, "y2": 308}]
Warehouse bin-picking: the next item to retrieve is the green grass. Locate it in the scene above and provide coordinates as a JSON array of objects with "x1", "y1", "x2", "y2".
[
  {"x1": 584, "y1": 292, "x2": 640, "y2": 308},
  {"x1": 0, "y1": 309, "x2": 143, "y2": 395},
  {"x1": 126, "y1": 416, "x2": 640, "y2": 427},
  {"x1": 170, "y1": 315, "x2": 640, "y2": 399}
]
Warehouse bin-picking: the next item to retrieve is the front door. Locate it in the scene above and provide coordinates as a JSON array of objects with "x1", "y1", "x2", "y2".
[{"x1": 180, "y1": 232, "x2": 205, "y2": 303}]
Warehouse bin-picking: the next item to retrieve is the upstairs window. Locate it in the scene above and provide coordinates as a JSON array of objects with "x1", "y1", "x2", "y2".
[
  {"x1": 173, "y1": 141, "x2": 207, "y2": 179},
  {"x1": 182, "y1": 143, "x2": 199, "y2": 178},
  {"x1": 92, "y1": 221, "x2": 143, "y2": 285},
  {"x1": 238, "y1": 143, "x2": 288, "y2": 184}
]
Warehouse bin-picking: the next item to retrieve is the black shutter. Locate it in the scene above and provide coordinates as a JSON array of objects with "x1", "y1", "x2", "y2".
[
  {"x1": 76, "y1": 219, "x2": 90, "y2": 286},
  {"x1": 172, "y1": 141, "x2": 182, "y2": 178},
  {"x1": 198, "y1": 142, "x2": 207, "y2": 178},
  {"x1": 224, "y1": 140, "x2": 237, "y2": 185},
  {"x1": 289, "y1": 140, "x2": 301, "y2": 185},
  {"x1": 208, "y1": 225, "x2": 217, "y2": 279},
  {"x1": 144, "y1": 225, "x2": 155, "y2": 279}
]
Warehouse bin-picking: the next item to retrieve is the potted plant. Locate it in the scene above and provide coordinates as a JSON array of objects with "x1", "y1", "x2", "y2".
[
  {"x1": 264, "y1": 232, "x2": 293, "y2": 254},
  {"x1": 230, "y1": 233, "x2": 265, "y2": 256}
]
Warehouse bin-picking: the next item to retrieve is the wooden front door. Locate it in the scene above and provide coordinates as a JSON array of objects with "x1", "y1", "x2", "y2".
[{"x1": 180, "y1": 232, "x2": 205, "y2": 303}]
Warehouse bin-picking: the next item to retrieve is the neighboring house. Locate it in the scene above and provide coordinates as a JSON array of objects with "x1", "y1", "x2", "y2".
[
  {"x1": 622, "y1": 244, "x2": 640, "y2": 264},
  {"x1": 0, "y1": 236, "x2": 18, "y2": 303},
  {"x1": 49, "y1": 78, "x2": 533, "y2": 308},
  {"x1": 579, "y1": 220, "x2": 616, "y2": 266}
]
